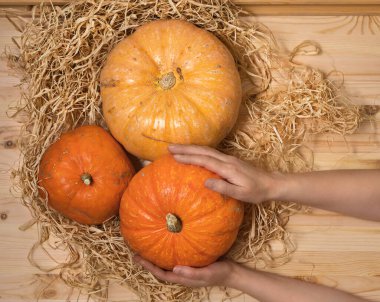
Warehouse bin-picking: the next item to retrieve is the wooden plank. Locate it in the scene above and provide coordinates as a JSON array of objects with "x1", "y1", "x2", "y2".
[
  {"x1": 312, "y1": 152, "x2": 380, "y2": 170},
  {"x1": 1, "y1": 1, "x2": 380, "y2": 16},
  {"x1": 0, "y1": 0, "x2": 65, "y2": 3},
  {"x1": 264, "y1": 251, "x2": 380, "y2": 276},
  {"x1": 0, "y1": 6, "x2": 32, "y2": 17},
  {"x1": 244, "y1": 276, "x2": 380, "y2": 302},
  {"x1": 244, "y1": 5, "x2": 380, "y2": 16},
  {"x1": 286, "y1": 228, "x2": 380, "y2": 252},
  {"x1": 237, "y1": 0, "x2": 380, "y2": 4},
  {"x1": 239, "y1": 0, "x2": 380, "y2": 15}
]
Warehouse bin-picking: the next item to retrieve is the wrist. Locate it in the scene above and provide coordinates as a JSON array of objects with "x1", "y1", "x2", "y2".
[
  {"x1": 223, "y1": 261, "x2": 241, "y2": 288},
  {"x1": 264, "y1": 172, "x2": 289, "y2": 201},
  {"x1": 224, "y1": 264, "x2": 267, "y2": 295}
]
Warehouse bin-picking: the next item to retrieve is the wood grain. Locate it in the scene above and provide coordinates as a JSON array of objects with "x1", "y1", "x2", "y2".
[
  {"x1": 244, "y1": 5, "x2": 380, "y2": 16},
  {"x1": 0, "y1": 10, "x2": 380, "y2": 302},
  {"x1": 237, "y1": 0, "x2": 380, "y2": 3},
  {"x1": 1, "y1": 1, "x2": 380, "y2": 15}
]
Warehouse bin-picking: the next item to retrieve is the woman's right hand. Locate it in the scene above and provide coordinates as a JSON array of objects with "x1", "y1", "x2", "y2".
[{"x1": 168, "y1": 144, "x2": 281, "y2": 204}]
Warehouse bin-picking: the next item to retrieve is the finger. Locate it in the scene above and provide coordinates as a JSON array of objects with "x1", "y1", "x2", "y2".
[
  {"x1": 135, "y1": 257, "x2": 206, "y2": 286},
  {"x1": 133, "y1": 256, "x2": 166, "y2": 278},
  {"x1": 205, "y1": 178, "x2": 244, "y2": 200},
  {"x1": 134, "y1": 256, "x2": 210, "y2": 286},
  {"x1": 168, "y1": 144, "x2": 228, "y2": 162},
  {"x1": 173, "y1": 266, "x2": 212, "y2": 281},
  {"x1": 173, "y1": 154, "x2": 234, "y2": 179},
  {"x1": 134, "y1": 256, "x2": 186, "y2": 283},
  {"x1": 173, "y1": 266, "x2": 203, "y2": 279}
]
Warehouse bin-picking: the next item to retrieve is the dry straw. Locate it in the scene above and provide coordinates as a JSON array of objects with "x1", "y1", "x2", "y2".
[{"x1": 8, "y1": 0, "x2": 362, "y2": 301}]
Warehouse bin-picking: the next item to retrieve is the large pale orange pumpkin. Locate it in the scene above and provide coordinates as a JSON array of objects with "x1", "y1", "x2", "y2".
[
  {"x1": 38, "y1": 125, "x2": 135, "y2": 225},
  {"x1": 100, "y1": 19, "x2": 242, "y2": 161},
  {"x1": 119, "y1": 155, "x2": 244, "y2": 270}
]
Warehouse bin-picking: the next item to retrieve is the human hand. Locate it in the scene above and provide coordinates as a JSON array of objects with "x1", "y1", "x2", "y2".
[
  {"x1": 168, "y1": 144, "x2": 279, "y2": 204},
  {"x1": 134, "y1": 255, "x2": 236, "y2": 287}
]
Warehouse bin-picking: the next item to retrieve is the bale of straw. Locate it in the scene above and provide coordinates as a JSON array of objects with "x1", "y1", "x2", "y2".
[{"x1": 7, "y1": 0, "x2": 362, "y2": 301}]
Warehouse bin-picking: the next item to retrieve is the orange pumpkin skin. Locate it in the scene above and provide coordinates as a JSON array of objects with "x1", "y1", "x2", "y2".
[
  {"x1": 38, "y1": 125, "x2": 135, "y2": 225},
  {"x1": 100, "y1": 19, "x2": 242, "y2": 161},
  {"x1": 119, "y1": 155, "x2": 244, "y2": 270}
]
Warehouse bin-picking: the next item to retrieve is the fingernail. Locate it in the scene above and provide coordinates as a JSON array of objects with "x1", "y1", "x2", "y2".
[
  {"x1": 168, "y1": 144, "x2": 178, "y2": 151},
  {"x1": 205, "y1": 179, "x2": 213, "y2": 188}
]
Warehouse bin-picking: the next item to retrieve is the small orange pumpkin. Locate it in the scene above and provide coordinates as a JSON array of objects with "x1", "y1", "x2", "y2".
[
  {"x1": 38, "y1": 125, "x2": 135, "y2": 225},
  {"x1": 100, "y1": 19, "x2": 242, "y2": 161},
  {"x1": 119, "y1": 155, "x2": 244, "y2": 270}
]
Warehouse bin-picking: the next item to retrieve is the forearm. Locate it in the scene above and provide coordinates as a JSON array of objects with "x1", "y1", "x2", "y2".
[
  {"x1": 270, "y1": 170, "x2": 380, "y2": 221},
  {"x1": 226, "y1": 264, "x2": 366, "y2": 302}
]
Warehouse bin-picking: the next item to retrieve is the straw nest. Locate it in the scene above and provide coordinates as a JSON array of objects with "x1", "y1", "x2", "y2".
[{"x1": 7, "y1": 0, "x2": 362, "y2": 301}]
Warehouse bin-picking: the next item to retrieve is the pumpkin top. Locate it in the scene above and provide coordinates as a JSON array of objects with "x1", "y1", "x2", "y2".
[{"x1": 100, "y1": 19, "x2": 242, "y2": 160}]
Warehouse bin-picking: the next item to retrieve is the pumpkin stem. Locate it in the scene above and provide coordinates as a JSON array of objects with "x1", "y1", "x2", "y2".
[
  {"x1": 158, "y1": 72, "x2": 176, "y2": 90},
  {"x1": 166, "y1": 213, "x2": 182, "y2": 233},
  {"x1": 81, "y1": 173, "x2": 93, "y2": 186}
]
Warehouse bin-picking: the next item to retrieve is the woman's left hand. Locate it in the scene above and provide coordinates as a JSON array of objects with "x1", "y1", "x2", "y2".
[{"x1": 133, "y1": 256, "x2": 236, "y2": 287}]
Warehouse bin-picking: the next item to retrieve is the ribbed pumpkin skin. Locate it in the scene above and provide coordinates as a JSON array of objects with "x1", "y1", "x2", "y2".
[
  {"x1": 119, "y1": 155, "x2": 244, "y2": 270},
  {"x1": 100, "y1": 19, "x2": 242, "y2": 161},
  {"x1": 38, "y1": 125, "x2": 135, "y2": 225}
]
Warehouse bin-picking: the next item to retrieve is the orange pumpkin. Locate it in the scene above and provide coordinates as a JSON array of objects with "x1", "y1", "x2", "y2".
[
  {"x1": 38, "y1": 125, "x2": 135, "y2": 225},
  {"x1": 100, "y1": 19, "x2": 242, "y2": 161},
  {"x1": 119, "y1": 155, "x2": 244, "y2": 270}
]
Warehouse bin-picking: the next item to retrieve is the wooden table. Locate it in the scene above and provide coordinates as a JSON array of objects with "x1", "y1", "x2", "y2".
[{"x1": 1, "y1": 1, "x2": 380, "y2": 301}]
